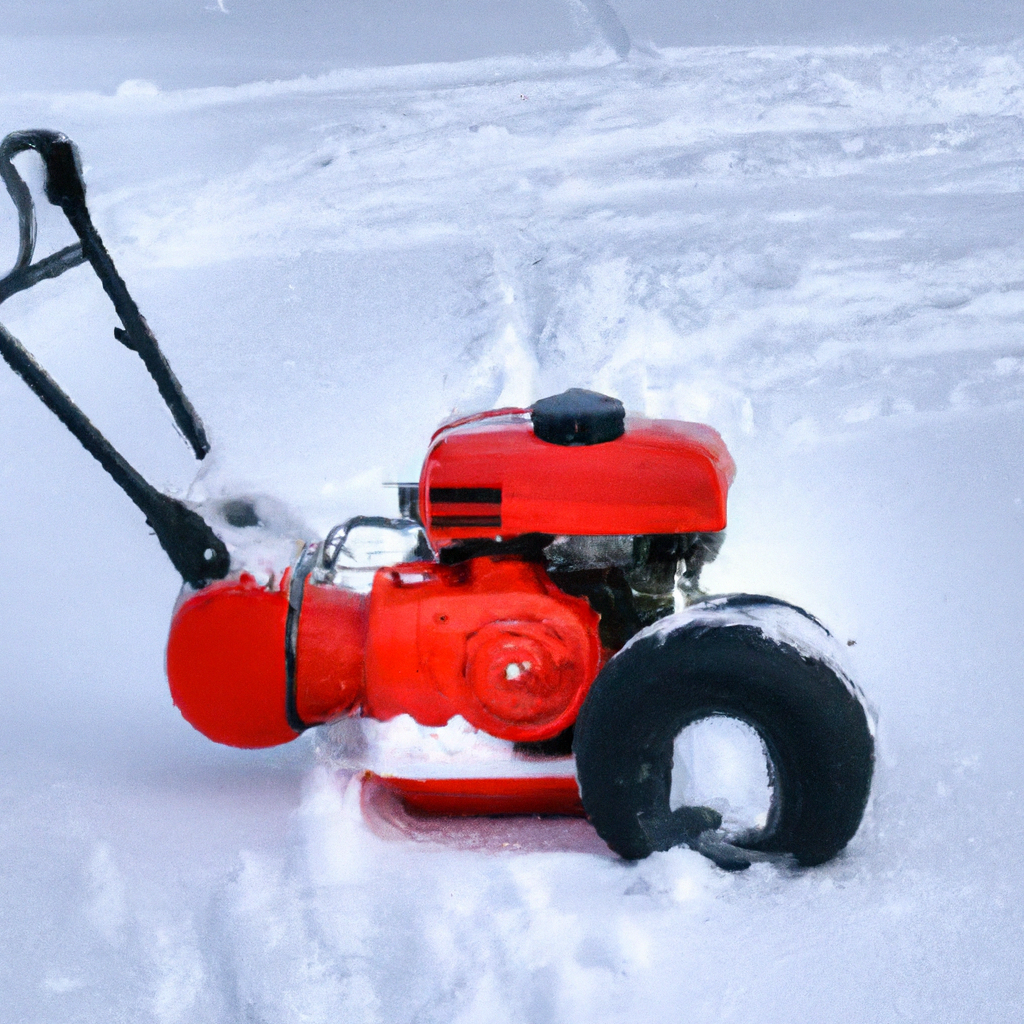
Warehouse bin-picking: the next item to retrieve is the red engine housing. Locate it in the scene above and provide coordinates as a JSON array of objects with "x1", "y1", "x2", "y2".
[
  {"x1": 167, "y1": 557, "x2": 600, "y2": 748},
  {"x1": 165, "y1": 399, "x2": 734, "y2": 814},
  {"x1": 362, "y1": 558, "x2": 600, "y2": 741}
]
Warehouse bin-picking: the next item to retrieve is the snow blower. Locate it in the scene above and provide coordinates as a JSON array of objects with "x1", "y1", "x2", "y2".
[{"x1": 0, "y1": 130, "x2": 874, "y2": 870}]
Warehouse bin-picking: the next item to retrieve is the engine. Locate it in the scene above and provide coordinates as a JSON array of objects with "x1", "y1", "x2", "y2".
[{"x1": 166, "y1": 390, "x2": 734, "y2": 748}]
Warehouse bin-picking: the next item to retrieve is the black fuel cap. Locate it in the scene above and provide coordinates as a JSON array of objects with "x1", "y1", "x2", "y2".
[{"x1": 530, "y1": 389, "x2": 626, "y2": 446}]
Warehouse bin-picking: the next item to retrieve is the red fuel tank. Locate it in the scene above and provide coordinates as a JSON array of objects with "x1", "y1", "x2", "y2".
[{"x1": 419, "y1": 410, "x2": 735, "y2": 549}]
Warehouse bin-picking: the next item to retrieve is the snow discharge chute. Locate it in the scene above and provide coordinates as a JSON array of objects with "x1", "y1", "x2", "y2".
[{"x1": 0, "y1": 129, "x2": 229, "y2": 588}]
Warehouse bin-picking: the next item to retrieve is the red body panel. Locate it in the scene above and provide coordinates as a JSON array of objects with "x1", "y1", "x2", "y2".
[
  {"x1": 364, "y1": 557, "x2": 601, "y2": 741},
  {"x1": 376, "y1": 773, "x2": 586, "y2": 816},
  {"x1": 166, "y1": 575, "x2": 298, "y2": 748},
  {"x1": 420, "y1": 413, "x2": 734, "y2": 547},
  {"x1": 294, "y1": 582, "x2": 367, "y2": 724}
]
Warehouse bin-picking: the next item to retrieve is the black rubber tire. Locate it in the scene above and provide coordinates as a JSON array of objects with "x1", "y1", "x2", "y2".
[{"x1": 573, "y1": 595, "x2": 874, "y2": 867}]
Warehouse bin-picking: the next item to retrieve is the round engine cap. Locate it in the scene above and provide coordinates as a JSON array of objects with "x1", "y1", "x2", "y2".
[{"x1": 530, "y1": 388, "x2": 625, "y2": 446}]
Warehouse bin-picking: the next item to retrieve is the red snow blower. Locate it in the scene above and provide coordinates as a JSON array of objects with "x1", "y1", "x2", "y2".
[{"x1": 0, "y1": 130, "x2": 874, "y2": 870}]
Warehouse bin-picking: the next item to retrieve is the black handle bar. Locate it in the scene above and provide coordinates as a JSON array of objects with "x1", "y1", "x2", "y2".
[
  {"x1": 0, "y1": 129, "x2": 229, "y2": 588},
  {"x1": 0, "y1": 130, "x2": 210, "y2": 458}
]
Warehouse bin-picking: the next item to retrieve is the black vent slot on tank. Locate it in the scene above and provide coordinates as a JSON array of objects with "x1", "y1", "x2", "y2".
[
  {"x1": 531, "y1": 389, "x2": 625, "y2": 446},
  {"x1": 430, "y1": 487, "x2": 501, "y2": 529},
  {"x1": 430, "y1": 488, "x2": 501, "y2": 504}
]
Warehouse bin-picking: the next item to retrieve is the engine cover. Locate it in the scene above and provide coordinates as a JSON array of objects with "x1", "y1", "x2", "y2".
[
  {"x1": 419, "y1": 406, "x2": 735, "y2": 549},
  {"x1": 364, "y1": 557, "x2": 601, "y2": 741}
]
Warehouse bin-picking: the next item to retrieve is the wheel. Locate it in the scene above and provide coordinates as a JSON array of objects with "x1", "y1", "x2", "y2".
[{"x1": 573, "y1": 595, "x2": 875, "y2": 868}]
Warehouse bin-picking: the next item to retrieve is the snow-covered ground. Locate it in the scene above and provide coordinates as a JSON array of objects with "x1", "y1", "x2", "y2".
[{"x1": 0, "y1": 11, "x2": 1023, "y2": 1022}]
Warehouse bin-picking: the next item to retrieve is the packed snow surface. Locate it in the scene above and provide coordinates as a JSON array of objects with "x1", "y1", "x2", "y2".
[
  {"x1": 1, "y1": 23, "x2": 1023, "y2": 1024},
  {"x1": 319, "y1": 714, "x2": 577, "y2": 779}
]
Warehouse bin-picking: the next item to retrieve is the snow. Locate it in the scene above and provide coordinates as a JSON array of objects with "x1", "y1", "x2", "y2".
[
  {"x1": 670, "y1": 716, "x2": 772, "y2": 833},
  {"x1": 317, "y1": 715, "x2": 577, "y2": 779},
  {"x1": 1, "y1": 7, "x2": 1024, "y2": 1022},
  {"x1": 638, "y1": 594, "x2": 868, "y2": 708}
]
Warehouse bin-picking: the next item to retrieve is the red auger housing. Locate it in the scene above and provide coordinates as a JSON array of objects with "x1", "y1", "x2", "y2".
[{"x1": 166, "y1": 390, "x2": 734, "y2": 751}]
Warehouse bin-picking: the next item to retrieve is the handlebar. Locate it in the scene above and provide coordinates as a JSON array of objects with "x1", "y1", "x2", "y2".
[{"x1": 0, "y1": 129, "x2": 229, "y2": 588}]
